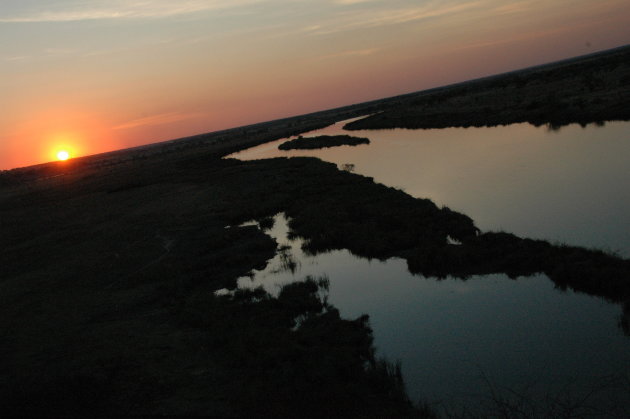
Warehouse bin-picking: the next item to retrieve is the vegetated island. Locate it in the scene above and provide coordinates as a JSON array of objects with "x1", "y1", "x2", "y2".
[
  {"x1": 278, "y1": 134, "x2": 370, "y2": 150},
  {"x1": 2, "y1": 46, "x2": 630, "y2": 417}
]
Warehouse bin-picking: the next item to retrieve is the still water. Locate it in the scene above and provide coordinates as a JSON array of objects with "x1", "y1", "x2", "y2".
[
  {"x1": 231, "y1": 120, "x2": 630, "y2": 257},
  {"x1": 228, "y1": 121, "x2": 630, "y2": 412}
]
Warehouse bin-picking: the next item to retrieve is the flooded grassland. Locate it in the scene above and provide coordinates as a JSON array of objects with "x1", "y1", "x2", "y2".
[
  {"x1": 231, "y1": 119, "x2": 630, "y2": 414},
  {"x1": 2, "y1": 46, "x2": 630, "y2": 417}
]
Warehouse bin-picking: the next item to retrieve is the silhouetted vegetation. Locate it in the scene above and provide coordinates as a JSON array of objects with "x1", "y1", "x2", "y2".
[
  {"x1": 3, "y1": 151, "x2": 629, "y2": 415},
  {"x1": 340, "y1": 163, "x2": 355, "y2": 172},
  {"x1": 438, "y1": 370, "x2": 630, "y2": 418},
  {"x1": 2, "y1": 155, "x2": 447, "y2": 416},
  {"x1": 620, "y1": 302, "x2": 630, "y2": 337},
  {"x1": 344, "y1": 45, "x2": 630, "y2": 131},
  {"x1": 2, "y1": 46, "x2": 630, "y2": 416},
  {"x1": 403, "y1": 232, "x2": 630, "y2": 303},
  {"x1": 272, "y1": 244, "x2": 300, "y2": 274},
  {"x1": 278, "y1": 135, "x2": 370, "y2": 150},
  {"x1": 258, "y1": 215, "x2": 275, "y2": 231},
  {"x1": 2, "y1": 276, "x2": 427, "y2": 417},
  {"x1": 178, "y1": 277, "x2": 425, "y2": 418}
]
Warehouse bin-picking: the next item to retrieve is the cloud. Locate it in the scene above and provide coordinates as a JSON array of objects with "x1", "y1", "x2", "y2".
[
  {"x1": 317, "y1": 48, "x2": 380, "y2": 60},
  {"x1": 451, "y1": 18, "x2": 612, "y2": 52},
  {"x1": 0, "y1": 0, "x2": 264, "y2": 23},
  {"x1": 112, "y1": 112, "x2": 201, "y2": 130},
  {"x1": 45, "y1": 48, "x2": 77, "y2": 55},
  {"x1": 303, "y1": 1, "x2": 488, "y2": 36},
  {"x1": 333, "y1": 0, "x2": 379, "y2": 4},
  {"x1": 2, "y1": 55, "x2": 29, "y2": 62}
]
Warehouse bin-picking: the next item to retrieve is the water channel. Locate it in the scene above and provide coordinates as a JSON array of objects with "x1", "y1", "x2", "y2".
[{"x1": 226, "y1": 119, "x2": 630, "y2": 413}]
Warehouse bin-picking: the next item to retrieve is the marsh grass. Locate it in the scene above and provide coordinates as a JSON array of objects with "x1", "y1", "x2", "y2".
[
  {"x1": 273, "y1": 244, "x2": 300, "y2": 274},
  {"x1": 345, "y1": 46, "x2": 630, "y2": 131},
  {"x1": 258, "y1": 215, "x2": 275, "y2": 231},
  {"x1": 279, "y1": 135, "x2": 370, "y2": 150},
  {"x1": 2, "y1": 47, "x2": 630, "y2": 416},
  {"x1": 438, "y1": 371, "x2": 630, "y2": 418},
  {"x1": 180, "y1": 277, "x2": 428, "y2": 418}
]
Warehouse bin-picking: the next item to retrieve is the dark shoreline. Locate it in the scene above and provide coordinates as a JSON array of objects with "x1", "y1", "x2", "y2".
[
  {"x1": 2, "y1": 46, "x2": 630, "y2": 416},
  {"x1": 344, "y1": 45, "x2": 630, "y2": 131},
  {"x1": 278, "y1": 135, "x2": 370, "y2": 150}
]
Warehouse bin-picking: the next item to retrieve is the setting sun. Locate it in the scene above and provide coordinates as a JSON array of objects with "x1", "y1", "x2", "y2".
[{"x1": 56, "y1": 150, "x2": 70, "y2": 161}]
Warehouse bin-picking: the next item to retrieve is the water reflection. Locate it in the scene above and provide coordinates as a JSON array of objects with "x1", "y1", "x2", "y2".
[
  {"x1": 546, "y1": 120, "x2": 606, "y2": 132},
  {"x1": 227, "y1": 120, "x2": 630, "y2": 413},
  {"x1": 234, "y1": 214, "x2": 630, "y2": 413},
  {"x1": 229, "y1": 120, "x2": 630, "y2": 258}
]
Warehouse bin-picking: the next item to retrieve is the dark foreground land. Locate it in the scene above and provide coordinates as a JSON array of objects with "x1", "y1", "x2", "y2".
[
  {"x1": 2, "y1": 46, "x2": 630, "y2": 417},
  {"x1": 278, "y1": 135, "x2": 370, "y2": 150}
]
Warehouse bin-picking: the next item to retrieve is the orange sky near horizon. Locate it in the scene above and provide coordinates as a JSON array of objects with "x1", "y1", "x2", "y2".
[{"x1": 1, "y1": 0, "x2": 629, "y2": 170}]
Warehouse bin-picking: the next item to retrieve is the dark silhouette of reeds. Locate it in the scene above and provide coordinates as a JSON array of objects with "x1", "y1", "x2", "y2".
[
  {"x1": 177, "y1": 277, "x2": 428, "y2": 418},
  {"x1": 279, "y1": 135, "x2": 370, "y2": 150},
  {"x1": 344, "y1": 46, "x2": 630, "y2": 132}
]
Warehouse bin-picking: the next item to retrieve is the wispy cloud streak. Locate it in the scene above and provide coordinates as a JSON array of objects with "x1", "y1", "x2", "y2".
[
  {"x1": 317, "y1": 48, "x2": 380, "y2": 60},
  {"x1": 333, "y1": 0, "x2": 379, "y2": 4},
  {"x1": 113, "y1": 112, "x2": 201, "y2": 130},
  {"x1": 303, "y1": 1, "x2": 487, "y2": 35},
  {"x1": 0, "y1": 0, "x2": 264, "y2": 23}
]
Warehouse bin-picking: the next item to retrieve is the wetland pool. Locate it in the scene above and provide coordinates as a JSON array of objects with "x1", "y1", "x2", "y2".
[
  {"x1": 227, "y1": 120, "x2": 630, "y2": 413},
  {"x1": 231, "y1": 119, "x2": 630, "y2": 257}
]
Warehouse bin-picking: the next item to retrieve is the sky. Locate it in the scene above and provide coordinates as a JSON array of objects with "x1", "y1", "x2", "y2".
[{"x1": 1, "y1": 0, "x2": 629, "y2": 170}]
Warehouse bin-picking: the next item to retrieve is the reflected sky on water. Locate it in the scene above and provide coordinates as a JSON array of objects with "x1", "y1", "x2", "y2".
[
  {"x1": 230, "y1": 120, "x2": 630, "y2": 257},
  {"x1": 228, "y1": 120, "x2": 630, "y2": 411},
  {"x1": 232, "y1": 214, "x2": 629, "y2": 411}
]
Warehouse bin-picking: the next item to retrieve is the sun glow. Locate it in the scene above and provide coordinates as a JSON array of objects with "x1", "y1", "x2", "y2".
[{"x1": 56, "y1": 150, "x2": 70, "y2": 161}]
